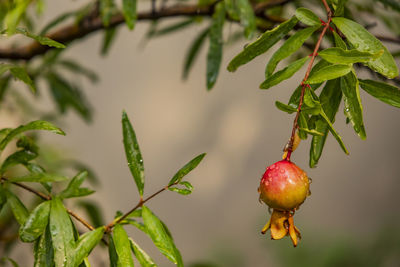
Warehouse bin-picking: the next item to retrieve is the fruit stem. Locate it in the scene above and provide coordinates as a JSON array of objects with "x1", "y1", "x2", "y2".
[{"x1": 285, "y1": 0, "x2": 332, "y2": 161}]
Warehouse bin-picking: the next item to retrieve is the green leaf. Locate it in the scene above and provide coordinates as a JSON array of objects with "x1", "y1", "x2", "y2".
[
  {"x1": 47, "y1": 72, "x2": 92, "y2": 122},
  {"x1": 319, "y1": 109, "x2": 348, "y2": 154},
  {"x1": 15, "y1": 28, "x2": 65, "y2": 48},
  {"x1": 333, "y1": 0, "x2": 347, "y2": 16},
  {"x1": 129, "y1": 238, "x2": 157, "y2": 267},
  {"x1": 122, "y1": 0, "x2": 137, "y2": 30},
  {"x1": 169, "y1": 181, "x2": 194, "y2": 195},
  {"x1": 10, "y1": 66, "x2": 36, "y2": 93},
  {"x1": 295, "y1": 8, "x2": 321, "y2": 26},
  {"x1": 266, "y1": 26, "x2": 319, "y2": 77},
  {"x1": 183, "y1": 28, "x2": 209, "y2": 80},
  {"x1": 5, "y1": 190, "x2": 29, "y2": 225},
  {"x1": 341, "y1": 71, "x2": 366, "y2": 139},
  {"x1": 306, "y1": 64, "x2": 352, "y2": 84},
  {"x1": 34, "y1": 225, "x2": 54, "y2": 267},
  {"x1": 275, "y1": 101, "x2": 297, "y2": 114},
  {"x1": 122, "y1": 111, "x2": 145, "y2": 196},
  {"x1": 101, "y1": 27, "x2": 118, "y2": 56},
  {"x1": 310, "y1": 79, "x2": 342, "y2": 167},
  {"x1": 113, "y1": 224, "x2": 135, "y2": 267},
  {"x1": 300, "y1": 128, "x2": 324, "y2": 136},
  {"x1": 227, "y1": 16, "x2": 298, "y2": 72},
  {"x1": 260, "y1": 56, "x2": 309, "y2": 89},
  {"x1": 142, "y1": 206, "x2": 183, "y2": 266},
  {"x1": 359, "y1": 79, "x2": 400, "y2": 108},
  {"x1": 206, "y1": 2, "x2": 225, "y2": 90},
  {"x1": 72, "y1": 227, "x2": 104, "y2": 266},
  {"x1": 0, "y1": 257, "x2": 19, "y2": 267},
  {"x1": 318, "y1": 47, "x2": 382, "y2": 64},
  {"x1": 57, "y1": 60, "x2": 99, "y2": 83},
  {"x1": 20, "y1": 201, "x2": 51, "y2": 243},
  {"x1": 108, "y1": 234, "x2": 119, "y2": 267},
  {"x1": 332, "y1": 17, "x2": 399, "y2": 79},
  {"x1": 333, "y1": 31, "x2": 347, "y2": 50},
  {"x1": 298, "y1": 112, "x2": 309, "y2": 139},
  {"x1": 59, "y1": 171, "x2": 94, "y2": 199},
  {"x1": 49, "y1": 197, "x2": 75, "y2": 267},
  {"x1": 8, "y1": 173, "x2": 68, "y2": 183},
  {"x1": 4, "y1": 0, "x2": 30, "y2": 34},
  {"x1": 100, "y1": 0, "x2": 116, "y2": 27},
  {"x1": 1, "y1": 150, "x2": 38, "y2": 174},
  {"x1": 237, "y1": 0, "x2": 256, "y2": 39},
  {"x1": 0, "y1": 120, "x2": 65, "y2": 151},
  {"x1": 168, "y1": 153, "x2": 206, "y2": 185}
]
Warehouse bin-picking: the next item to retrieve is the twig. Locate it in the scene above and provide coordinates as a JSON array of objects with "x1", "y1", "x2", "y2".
[
  {"x1": 1, "y1": 177, "x2": 95, "y2": 231},
  {"x1": 285, "y1": 0, "x2": 332, "y2": 161},
  {"x1": 104, "y1": 185, "x2": 171, "y2": 232},
  {"x1": 0, "y1": 1, "x2": 289, "y2": 60}
]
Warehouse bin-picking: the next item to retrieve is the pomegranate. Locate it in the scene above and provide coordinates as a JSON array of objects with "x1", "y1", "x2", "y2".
[{"x1": 258, "y1": 159, "x2": 310, "y2": 247}]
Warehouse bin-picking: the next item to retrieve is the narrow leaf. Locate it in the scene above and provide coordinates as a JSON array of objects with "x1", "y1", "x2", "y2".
[
  {"x1": 34, "y1": 225, "x2": 54, "y2": 267},
  {"x1": 10, "y1": 66, "x2": 36, "y2": 93},
  {"x1": 206, "y1": 2, "x2": 225, "y2": 90},
  {"x1": 129, "y1": 238, "x2": 157, "y2": 267},
  {"x1": 310, "y1": 79, "x2": 342, "y2": 167},
  {"x1": 266, "y1": 26, "x2": 319, "y2": 77},
  {"x1": 57, "y1": 60, "x2": 99, "y2": 83},
  {"x1": 108, "y1": 234, "x2": 119, "y2": 267},
  {"x1": 5, "y1": 190, "x2": 29, "y2": 225},
  {"x1": 168, "y1": 153, "x2": 206, "y2": 185},
  {"x1": 15, "y1": 28, "x2": 65, "y2": 48},
  {"x1": 122, "y1": 111, "x2": 145, "y2": 196},
  {"x1": 39, "y1": 12, "x2": 75, "y2": 35},
  {"x1": 341, "y1": 71, "x2": 366, "y2": 139},
  {"x1": 49, "y1": 197, "x2": 75, "y2": 267},
  {"x1": 319, "y1": 109, "x2": 349, "y2": 154},
  {"x1": 318, "y1": 47, "x2": 382, "y2": 64},
  {"x1": 8, "y1": 173, "x2": 68, "y2": 183},
  {"x1": 122, "y1": 0, "x2": 137, "y2": 30},
  {"x1": 20, "y1": 201, "x2": 51, "y2": 243},
  {"x1": 306, "y1": 64, "x2": 352, "y2": 84},
  {"x1": 73, "y1": 227, "x2": 105, "y2": 266},
  {"x1": 101, "y1": 27, "x2": 118, "y2": 55},
  {"x1": 295, "y1": 8, "x2": 321, "y2": 26},
  {"x1": 59, "y1": 171, "x2": 94, "y2": 199},
  {"x1": 332, "y1": 17, "x2": 398, "y2": 78},
  {"x1": 113, "y1": 224, "x2": 135, "y2": 267},
  {"x1": 227, "y1": 16, "x2": 298, "y2": 72},
  {"x1": 1, "y1": 150, "x2": 38, "y2": 174},
  {"x1": 183, "y1": 28, "x2": 209, "y2": 80},
  {"x1": 0, "y1": 120, "x2": 65, "y2": 151},
  {"x1": 333, "y1": 31, "x2": 347, "y2": 50},
  {"x1": 100, "y1": 0, "x2": 115, "y2": 27},
  {"x1": 275, "y1": 101, "x2": 297, "y2": 114},
  {"x1": 260, "y1": 56, "x2": 309, "y2": 89},
  {"x1": 359, "y1": 79, "x2": 400, "y2": 108},
  {"x1": 142, "y1": 206, "x2": 183, "y2": 266},
  {"x1": 237, "y1": 0, "x2": 256, "y2": 39}
]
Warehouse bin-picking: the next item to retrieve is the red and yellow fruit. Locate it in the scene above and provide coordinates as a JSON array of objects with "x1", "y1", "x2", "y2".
[{"x1": 258, "y1": 159, "x2": 310, "y2": 247}]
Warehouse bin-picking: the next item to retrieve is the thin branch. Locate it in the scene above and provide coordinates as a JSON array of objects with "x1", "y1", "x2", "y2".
[
  {"x1": 0, "y1": 1, "x2": 289, "y2": 60},
  {"x1": 1, "y1": 177, "x2": 95, "y2": 232},
  {"x1": 285, "y1": 0, "x2": 332, "y2": 161},
  {"x1": 104, "y1": 185, "x2": 170, "y2": 232}
]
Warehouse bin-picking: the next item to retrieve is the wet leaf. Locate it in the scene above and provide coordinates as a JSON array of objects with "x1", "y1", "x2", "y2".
[
  {"x1": 72, "y1": 227, "x2": 104, "y2": 266},
  {"x1": 20, "y1": 201, "x2": 51, "y2": 243},
  {"x1": 113, "y1": 224, "x2": 135, "y2": 267},
  {"x1": 168, "y1": 153, "x2": 206, "y2": 185},
  {"x1": 295, "y1": 8, "x2": 321, "y2": 26},
  {"x1": 227, "y1": 16, "x2": 298, "y2": 72},
  {"x1": 129, "y1": 238, "x2": 157, "y2": 267},
  {"x1": 5, "y1": 189, "x2": 29, "y2": 225},
  {"x1": 318, "y1": 47, "x2": 382, "y2": 64},
  {"x1": 359, "y1": 79, "x2": 400, "y2": 108},
  {"x1": 306, "y1": 64, "x2": 352, "y2": 84},
  {"x1": 59, "y1": 171, "x2": 94, "y2": 199},
  {"x1": 122, "y1": 111, "x2": 145, "y2": 196}
]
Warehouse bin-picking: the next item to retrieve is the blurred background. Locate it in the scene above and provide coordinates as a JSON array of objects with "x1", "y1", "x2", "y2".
[{"x1": 1, "y1": 1, "x2": 400, "y2": 266}]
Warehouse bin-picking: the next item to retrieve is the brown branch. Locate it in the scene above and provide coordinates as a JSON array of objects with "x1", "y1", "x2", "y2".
[
  {"x1": 1, "y1": 177, "x2": 95, "y2": 232},
  {"x1": 285, "y1": 0, "x2": 332, "y2": 161},
  {"x1": 104, "y1": 185, "x2": 170, "y2": 232},
  {"x1": 0, "y1": 1, "x2": 291, "y2": 61}
]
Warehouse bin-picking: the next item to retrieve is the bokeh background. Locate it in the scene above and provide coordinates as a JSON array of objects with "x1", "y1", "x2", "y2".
[{"x1": 2, "y1": 1, "x2": 400, "y2": 266}]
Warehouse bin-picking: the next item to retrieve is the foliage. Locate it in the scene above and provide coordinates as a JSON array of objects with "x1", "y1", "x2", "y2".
[{"x1": 0, "y1": 0, "x2": 399, "y2": 265}]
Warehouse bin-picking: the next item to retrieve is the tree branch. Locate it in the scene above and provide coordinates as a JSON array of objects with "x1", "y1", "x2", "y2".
[{"x1": 0, "y1": 1, "x2": 289, "y2": 60}]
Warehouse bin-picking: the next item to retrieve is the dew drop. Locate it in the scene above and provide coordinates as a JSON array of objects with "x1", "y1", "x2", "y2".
[{"x1": 280, "y1": 169, "x2": 285, "y2": 174}]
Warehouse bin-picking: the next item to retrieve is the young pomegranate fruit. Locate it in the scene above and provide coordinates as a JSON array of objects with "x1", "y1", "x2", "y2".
[{"x1": 258, "y1": 159, "x2": 310, "y2": 247}]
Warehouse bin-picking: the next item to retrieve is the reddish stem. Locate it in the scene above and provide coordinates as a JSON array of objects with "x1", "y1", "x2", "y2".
[{"x1": 285, "y1": 0, "x2": 332, "y2": 161}]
